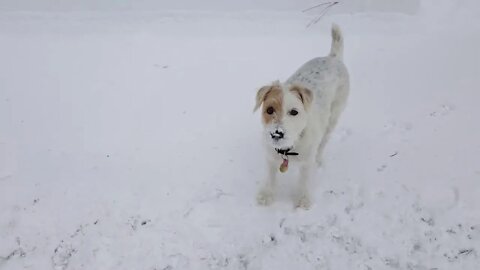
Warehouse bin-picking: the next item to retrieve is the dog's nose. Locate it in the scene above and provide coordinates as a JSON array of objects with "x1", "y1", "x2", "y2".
[{"x1": 271, "y1": 130, "x2": 284, "y2": 140}]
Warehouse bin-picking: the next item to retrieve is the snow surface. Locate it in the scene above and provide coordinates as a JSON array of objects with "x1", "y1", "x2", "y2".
[{"x1": 1, "y1": 1, "x2": 480, "y2": 269}]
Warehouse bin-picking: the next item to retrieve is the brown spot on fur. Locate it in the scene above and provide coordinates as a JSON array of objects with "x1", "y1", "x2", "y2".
[
  {"x1": 290, "y1": 85, "x2": 313, "y2": 110},
  {"x1": 254, "y1": 82, "x2": 284, "y2": 124}
]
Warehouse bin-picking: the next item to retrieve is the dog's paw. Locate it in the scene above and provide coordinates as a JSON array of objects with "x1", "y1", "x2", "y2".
[
  {"x1": 295, "y1": 195, "x2": 311, "y2": 210},
  {"x1": 257, "y1": 189, "x2": 274, "y2": 206}
]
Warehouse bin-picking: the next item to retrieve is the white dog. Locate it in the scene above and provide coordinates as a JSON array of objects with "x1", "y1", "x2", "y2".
[{"x1": 254, "y1": 24, "x2": 350, "y2": 209}]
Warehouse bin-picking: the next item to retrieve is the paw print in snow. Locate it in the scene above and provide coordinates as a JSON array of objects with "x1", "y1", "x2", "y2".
[{"x1": 430, "y1": 103, "x2": 455, "y2": 117}]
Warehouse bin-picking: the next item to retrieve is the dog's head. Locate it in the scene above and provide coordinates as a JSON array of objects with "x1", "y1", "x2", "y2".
[{"x1": 254, "y1": 82, "x2": 313, "y2": 149}]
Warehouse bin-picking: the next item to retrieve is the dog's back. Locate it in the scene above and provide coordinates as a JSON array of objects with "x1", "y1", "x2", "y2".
[
  {"x1": 286, "y1": 24, "x2": 348, "y2": 105},
  {"x1": 285, "y1": 24, "x2": 350, "y2": 163}
]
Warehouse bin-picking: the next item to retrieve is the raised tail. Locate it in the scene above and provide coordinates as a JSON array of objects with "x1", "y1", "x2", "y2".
[{"x1": 329, "y1": 23, "x2": 343, "y2": 60}]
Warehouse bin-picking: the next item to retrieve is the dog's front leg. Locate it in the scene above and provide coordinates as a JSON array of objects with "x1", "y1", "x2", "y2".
[
  {"x1": 296, "y1": 162, "x2": 314, "y2": 209},
  {"x1": 256, "y1": 159, "x2": 278, "y2": 206}
]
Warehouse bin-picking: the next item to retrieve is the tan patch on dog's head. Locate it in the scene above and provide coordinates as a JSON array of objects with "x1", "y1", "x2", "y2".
[
  {"x1": 254, "y1": 82, "x2": 284, "y2": 124},
  {"x1": 289, "y1": 85, "x2": 313, "y2": 110}
]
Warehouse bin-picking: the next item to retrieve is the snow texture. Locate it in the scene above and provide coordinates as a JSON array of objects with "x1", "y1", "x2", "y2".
[{"x1": 1, "y1": 1, "x2": 480, "y2": 269}]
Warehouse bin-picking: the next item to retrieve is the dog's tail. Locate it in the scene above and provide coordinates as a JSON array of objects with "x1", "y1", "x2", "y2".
[{"x1": 329, "y1": 24, "x2": 343, "y2": 61}]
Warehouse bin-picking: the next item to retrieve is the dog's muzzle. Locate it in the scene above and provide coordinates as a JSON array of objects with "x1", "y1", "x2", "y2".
[{"x1": 270, "y1": 130, "x2": 284, "y2": 141}]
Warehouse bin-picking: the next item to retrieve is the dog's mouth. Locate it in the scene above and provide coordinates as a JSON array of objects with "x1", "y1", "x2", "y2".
[
  {"x1": 270, "y1": 131, "x2": 284, "y2": 141},
  {"x1": 270, "y1": 128, "x2": 286, "y2": 141},
  {"x1": 269, "y1": 136, "x2": 292, "y2": 149}
]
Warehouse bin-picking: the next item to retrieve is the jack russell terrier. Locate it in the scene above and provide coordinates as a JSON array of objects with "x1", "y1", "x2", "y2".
[{"x1": 254, "y1": 24, "x2": 350, "y2": 209}]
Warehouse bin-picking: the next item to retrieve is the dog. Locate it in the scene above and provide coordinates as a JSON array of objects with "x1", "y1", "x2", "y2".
[{"x1": 254, "y1": 24, "x2": 349, "y2": 209}]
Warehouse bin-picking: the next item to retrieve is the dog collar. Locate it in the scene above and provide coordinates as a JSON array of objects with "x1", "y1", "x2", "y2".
[
  {"x1": 275, "y1": 148, "x2": 298, "y2": 173},
  {"x1": 275, "y1": 148, "x2": 299, "y2": 156}
]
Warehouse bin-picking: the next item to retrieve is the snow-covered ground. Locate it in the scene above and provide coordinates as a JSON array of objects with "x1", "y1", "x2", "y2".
[{"x1": 1, "y1": 1, "x2": 479, "y2": 269}]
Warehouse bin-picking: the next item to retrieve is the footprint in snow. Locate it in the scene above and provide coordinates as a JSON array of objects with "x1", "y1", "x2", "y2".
[{"x1": 430, "y1": 103, "x2": 455, "y2": 117}]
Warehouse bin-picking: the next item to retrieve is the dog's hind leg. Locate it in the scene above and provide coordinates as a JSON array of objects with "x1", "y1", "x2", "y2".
[
  {"x1": 316, "y1": 85, "x2": 349, "y2": 167},
  {"x1": 315, "y1": 118, "x2": 336, "y2": 167}
]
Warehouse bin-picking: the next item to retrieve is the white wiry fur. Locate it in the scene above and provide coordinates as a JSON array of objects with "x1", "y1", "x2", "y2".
[{"x1": 256, "y1": 24, "x2": 350, "y2": 209}]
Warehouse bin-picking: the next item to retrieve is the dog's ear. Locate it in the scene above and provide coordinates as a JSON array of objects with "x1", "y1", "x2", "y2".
[
  {"x1": 253, "y1": 85, "x2": 273, "y2": 112},
  {"x1": 290, "y1": 85, "x2": 313, "y2": 110}
]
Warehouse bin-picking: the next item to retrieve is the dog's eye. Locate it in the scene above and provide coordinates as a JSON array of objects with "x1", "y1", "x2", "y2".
[
  {"x1": 266, "y1": 107, "x2": 275, "y2": 115},
  {"x1": 290, "y1": 109, "x2": 298, "y2": 116}
]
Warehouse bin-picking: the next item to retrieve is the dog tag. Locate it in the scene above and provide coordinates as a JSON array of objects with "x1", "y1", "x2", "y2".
[{"x1": 279, "y1": 159, "x2": 288, "y2": 173}]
